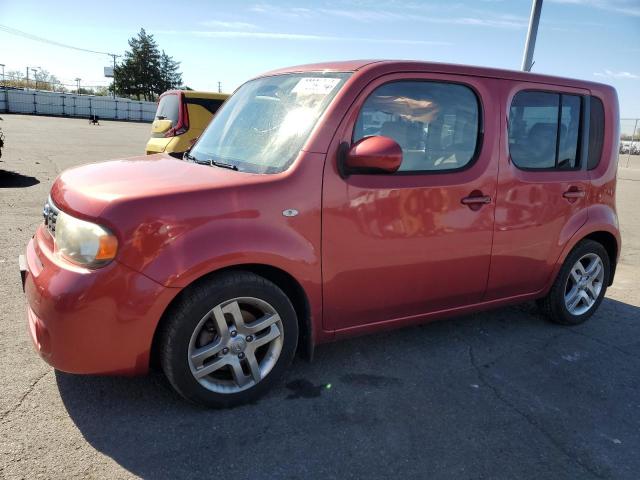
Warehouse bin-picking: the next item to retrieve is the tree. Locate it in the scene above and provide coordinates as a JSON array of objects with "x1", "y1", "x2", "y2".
[
  {"x1": 94, "y1": 86, "x2": 111, "y2": 96},
  {"x1": 7, "y1": 70, "x2": 24, "y2": 81},
  {"x1": 5, "y1": 69, "x2": 66, "y2": 92},
  {"x1": 113, "y1": 28, "x2": 182, "y2": 101},
  {"x1": 33, "y1": 69, "x2": 65, "y2": 92},
  {"x1": 158, "y1": 50, "x2": 182, "y2": 93}
]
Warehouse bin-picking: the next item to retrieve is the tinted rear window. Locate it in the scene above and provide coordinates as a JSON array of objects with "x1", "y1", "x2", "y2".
[
  {"x1": 588, "y1": 96, "x2": 605, "y2": 170},
  {"x1": 185, "y1": 98, "x2": 225, "y2": 115},
  {"x1": 155, "y1": 94, "x2": 180, "y2": 124},
  {"x1": 508, "y1": 91, "x2": 582, "y2": 170},
  {"x1": 509, "y1": 91, "x2": 559, "y2": 169}
]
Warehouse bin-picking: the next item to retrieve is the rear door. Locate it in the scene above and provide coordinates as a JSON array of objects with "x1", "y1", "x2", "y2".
[
  {"x1": 486, "y1": 84, "x2": 590, "y2": 300},
  {"x1": 322, "y1": 73, "x2": 501, "y2": 332}
]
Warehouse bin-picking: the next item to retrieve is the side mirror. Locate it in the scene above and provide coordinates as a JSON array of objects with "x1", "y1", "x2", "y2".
[
  {"x1": 341, "y1": 136, "x2": 402, "y2": 177},
  {"x1": 151, "y1": 119, "x2": 173, "y2": 134}
]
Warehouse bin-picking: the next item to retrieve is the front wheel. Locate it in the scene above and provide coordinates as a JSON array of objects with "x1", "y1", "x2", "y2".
[
  {"x1": 159, "y1": 272, "x2": 298, "y2": 408},
  {"x1": 538, "y1": 240, "x2": 610, "y2": 325}
]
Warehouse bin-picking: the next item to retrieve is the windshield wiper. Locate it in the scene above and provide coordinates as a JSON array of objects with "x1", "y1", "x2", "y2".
[
  {"x1": 184, "y1": 151, "x2": 238, "y2": 170},
  {"x1": 210, "y1": 159, "x2": 238, "y2": 171},
  {"x1": 183, "y1": 151, "x2": 208, "y2": 165}
]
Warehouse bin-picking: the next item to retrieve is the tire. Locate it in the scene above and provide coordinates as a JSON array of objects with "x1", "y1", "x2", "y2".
[
  {"x1": 159, "y1": 271, "x2": 298, "y2": 408},
  {"x1": 538, "y1": 239, "x2": 610, "y2": 325}
]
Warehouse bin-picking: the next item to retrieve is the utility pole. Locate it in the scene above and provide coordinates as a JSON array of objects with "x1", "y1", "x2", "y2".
[
  {"x1": 26, "y1": 66, "x2": 39, "y2": 89},
  {"x1": 108, "y1": 53, "x2": 119, "y2": 98},
  {"x1": 31, "y1": 68, "x2": 38, "y2": 90},
  {"x1": 75, "y1": 78, "x2": 81, "y2": 95},
  {"x1": 522, "y1": 0, "x2": 543, "y2": 72},
  {"x1": 218, "y1": 81, "x2": 221, "y2": 93},
  {"x1": 0, "y1": 64, "x2": 4, "y2": 87}
]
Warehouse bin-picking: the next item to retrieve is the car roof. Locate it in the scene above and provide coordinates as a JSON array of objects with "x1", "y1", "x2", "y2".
[
  {"x1": 259, "y1": 59, "x2": 613, "y2": 92},
  {"x1": 182, "y1": 90, "x2": 230, "y2": 100},
  {"x1": 182, "y1": 91, "x2": 230, "y2": 100},
  {"x1": 162, "y1": 90, "x2": 229, "y2": 100}
]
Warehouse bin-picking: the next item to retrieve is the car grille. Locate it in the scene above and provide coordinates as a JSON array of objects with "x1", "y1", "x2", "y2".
[{"x1": 42, "y1": 197, "x2": 60, "y2": 238}]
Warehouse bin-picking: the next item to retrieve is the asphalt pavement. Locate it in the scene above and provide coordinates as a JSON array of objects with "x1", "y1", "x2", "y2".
[{"x1": 1, "y1": 114, "x2": 639, "y2": 479}]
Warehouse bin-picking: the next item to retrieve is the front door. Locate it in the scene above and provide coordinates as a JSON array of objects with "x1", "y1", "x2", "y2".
[{"x1": 322, "y1": 74, "x2": 501, "y2": 332}]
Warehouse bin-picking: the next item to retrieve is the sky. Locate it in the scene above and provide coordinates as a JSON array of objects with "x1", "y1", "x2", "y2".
[{"x1": 0, "y1": 0, "x2": 639, "y2": 119}]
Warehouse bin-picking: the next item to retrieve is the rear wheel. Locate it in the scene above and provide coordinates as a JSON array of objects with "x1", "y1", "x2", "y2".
[
  {"x1": 538, "y1": 240, "x2": 610, "y2": 325},
  {"x1": 159, "y1": 272, "x2": 298, "y2": 408}
]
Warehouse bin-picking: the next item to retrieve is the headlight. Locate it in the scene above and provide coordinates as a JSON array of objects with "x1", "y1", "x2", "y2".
[{"x1": 54, "y1": 210, "x2": 118, "y2": 267}]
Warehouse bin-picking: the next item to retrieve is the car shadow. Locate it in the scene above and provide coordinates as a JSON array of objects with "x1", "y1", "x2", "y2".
[
  {"x1": 56, "y1": 298, "x2": 640, "y2": 479},
  {"x1": 0, "y1": 169, "x2": 40, "y2": 188}
]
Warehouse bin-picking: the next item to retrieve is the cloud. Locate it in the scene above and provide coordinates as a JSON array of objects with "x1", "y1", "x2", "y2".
[
  {"x1": 189, "y1": 30, "x2": 452, "y2": 45},
  {"x1": 200, "y1": 20, "x2": 258, "y2": 30},
  {"x1": 447, "y1": 15, "x2": 528, "y2": 29},
  {"x1": 249, "y1": 4, "x2": 314, "y2": 19},
  {"x1": 594, "y1": 70, "x2": 639, "y2": 79},
  {"x1": 548, "y1": 0, "x2": 640, "y2": 16},
  {"x1": 248, "y1": 3, "x2": 528, "y2": 29}
]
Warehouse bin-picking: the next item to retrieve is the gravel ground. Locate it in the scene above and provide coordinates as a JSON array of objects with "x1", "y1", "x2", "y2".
[{"x1": 1, "y1": 114, "x2": 639, "y2": 480}]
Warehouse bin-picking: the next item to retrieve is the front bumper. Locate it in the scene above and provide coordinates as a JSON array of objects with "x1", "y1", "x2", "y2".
[{"x1": 23, "y1": 226, "x2": 178, "y2": 375}]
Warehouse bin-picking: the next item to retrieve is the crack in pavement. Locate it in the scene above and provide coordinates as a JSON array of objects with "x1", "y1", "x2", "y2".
[
  {"x1": 465, "y1": 343, "x2": 607, "y2": 480},
  {"x1": 1, "y1": 369, "x2": 51, "y2": 422}
]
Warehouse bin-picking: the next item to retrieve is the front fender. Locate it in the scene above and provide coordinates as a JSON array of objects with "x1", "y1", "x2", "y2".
[
  {"x1": 132, "y1": 216, "x2": 325, "y2": 349},
  {"x1": 141, "y1": 219, "x2": 320, "y2": 289}
]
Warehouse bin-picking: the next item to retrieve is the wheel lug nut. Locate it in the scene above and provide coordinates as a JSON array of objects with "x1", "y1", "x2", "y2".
[
  {"x1": 222, "y1": 347, "x2": 229, "y2": 354},
  {"x1": 246, "y1": 335, "x2": 253, "y2": 342},
  {"x1": 238, "y1": 352, "x2": 245, "y2": 359},
  {"x1": 230, "y1": 330, "x2": 237, "y2": 337}
]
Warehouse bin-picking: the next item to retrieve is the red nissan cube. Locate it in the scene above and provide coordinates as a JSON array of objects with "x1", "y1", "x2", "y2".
[{"x1": 20, "y1": 60, "x2": 620, "y2": 407}]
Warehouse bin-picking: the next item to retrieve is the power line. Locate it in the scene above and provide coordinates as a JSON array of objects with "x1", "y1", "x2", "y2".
[{"x1": 0, "y1": 24, "x2": 118, "y2": 57}]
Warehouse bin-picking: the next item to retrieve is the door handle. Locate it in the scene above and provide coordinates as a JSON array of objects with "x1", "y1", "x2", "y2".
[
  {"x1": 461, "y1": 195, "x2": 492, "y2": 206},
  {"x1": 461, "y1": 193, "x2": 491, "y2": 211},
  {"x1": 562, "y1": 189, "x2": 585, "y2": 199}
]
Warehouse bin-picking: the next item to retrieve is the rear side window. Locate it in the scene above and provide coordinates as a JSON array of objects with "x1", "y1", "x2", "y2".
[
  {"x1": 354, "y1": 81, "x2": 480, "y2": 173},
  {"x1": 509, "y1": 91, "x2": 582, "y2": 170},
  {"x1": 185, "y1": 97, "x2": 226, "y2": 115},
  {"x1": 588, "y1": 96, "x2": 605, "y2": 170},
  {"x1": 155, "y1": 94, "x2": 180, "y2": 124}
]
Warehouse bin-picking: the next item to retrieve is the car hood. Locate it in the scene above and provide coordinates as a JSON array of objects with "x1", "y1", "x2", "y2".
[
  {"x1": 50, "y1": 154, "x2": 265, "y2": 219},
  {"x1": 49, "y1": 154, "x2": 291, "y2": 275}
]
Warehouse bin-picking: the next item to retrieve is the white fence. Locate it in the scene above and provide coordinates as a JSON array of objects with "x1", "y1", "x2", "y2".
[{"x1": 0, "y1": 87, "x2": 156, "y2": 122}]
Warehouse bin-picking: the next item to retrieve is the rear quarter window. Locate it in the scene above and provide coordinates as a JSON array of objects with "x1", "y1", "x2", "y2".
[{"x1": 588, "y1": 96, "x2": 605, "y2": 170}]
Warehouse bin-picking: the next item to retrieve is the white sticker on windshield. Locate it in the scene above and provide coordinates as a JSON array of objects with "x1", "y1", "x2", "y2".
[{"x1": 292, "y1": 77, "x2": 341, "y2": 96}]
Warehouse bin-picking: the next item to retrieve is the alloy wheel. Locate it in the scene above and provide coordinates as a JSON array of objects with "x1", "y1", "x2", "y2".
[
  {"x1": 187, "y1": 297, "x2": 284, "y2": 393},
  {"x1": 564, "y1": 253, "x2": 605, "y2": 316}
]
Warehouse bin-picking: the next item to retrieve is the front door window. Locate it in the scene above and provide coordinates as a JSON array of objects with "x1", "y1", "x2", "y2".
[{"x1": 353, "y1": 81, "x2": 480, "y2": 173}]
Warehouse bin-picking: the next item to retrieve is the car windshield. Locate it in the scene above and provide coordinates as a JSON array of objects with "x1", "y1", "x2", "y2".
[{"x1": 189, "y1": 72, "x2": 351, "y2": 173}]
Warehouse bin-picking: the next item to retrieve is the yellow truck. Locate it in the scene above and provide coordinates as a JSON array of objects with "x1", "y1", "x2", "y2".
[{"x1": 146, "y1": 90, "x2": 229, "y2": 157}]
